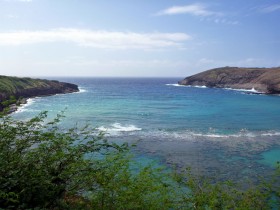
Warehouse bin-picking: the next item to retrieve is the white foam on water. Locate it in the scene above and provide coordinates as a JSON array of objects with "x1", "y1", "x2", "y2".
[
  {"x1": 191, "y1": 133, "x2": 235, "y2": 138},
  {"x1": 189, "y1": 132, "x2": 257, "y2": 138},
  {"x1": 165, "y1": 84, "x2": 208, "y2": 89},
  {"x1": 14, "y1": 98, "x2": 36, "y2": 113},
  {"x1": 193, "y1": 85, "x2": 207, "y2": 88},
  {"x1": 71, "y1": 86, "x2": 87, "y2": 94},
  {"x1": 98, "y1": 123, "x2": 142, "y2": 136},
  {"x1": 224, "y1": 87, "x2": 264, "y2": 94},
  {"x1": 78, "y1": 87, "x2": 87, "y2": 93},
  {"x1": 140, "y1": 128, "x2": 279, "y2": 141},
  {"x1": 188, "y1": 129, "x2": 279, "y2": 139},
  {"x1": 165, "y1": 84, "x2": 186, "y2": 87},
  {"x1": 260, "y1": 132, "x2": 280, "y2": 137},
  {"x1": 166, "y1": 84, "x2": 268, "y2": 94}
]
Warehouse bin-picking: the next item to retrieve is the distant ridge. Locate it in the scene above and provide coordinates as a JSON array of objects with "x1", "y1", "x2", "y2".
[
  {"x1": 0, "y1": 75, "x2": 79, "y2": 113},
  {"x1": 178, "y1": 67, "x2": 280, "y2": 94}
]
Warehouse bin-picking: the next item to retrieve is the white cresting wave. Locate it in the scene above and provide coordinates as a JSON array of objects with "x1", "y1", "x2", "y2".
[
  {"x1": 98, "y1": 124, "x2": 280, "y2": 139},
  {"x1": 166, "y1": 84, "x2": 266, "y2": 94},
  {"x1": 260, "y1": 132, "x2": 280, "y2": 137},
  {"x1": 78, "y1": 87, "x2": 87, "y2": 93},
  {"x1": 166, "y1": 84, "x2": 207, "y2": 88},
  {"x1": 189, "y1": 132, "x2": 256, "y2": 138},
  {"x1": 224, "y1": 87, "x2": 264, "y2": 94},
  {"x1": 71, "y1": 87, "x2": 87, "y2": 94},
  {"x1": 14, "y1": 98, "x2": 37, "y2": 113},
  {"x1": 184, "y1": 130, "x2": 280, "y2": 138},
  {"x1": 98, "y1": 123, "x2": 142, "y2": 136},
  {"x1": 132, "y1": 129, "x2": 280, "y2": 141},
  {"x1": 193, "y1": 85, "x2": 207, "y2": 88},
  {"x1": 166, "y1": 83, "x2": 185, "y2": 87}
]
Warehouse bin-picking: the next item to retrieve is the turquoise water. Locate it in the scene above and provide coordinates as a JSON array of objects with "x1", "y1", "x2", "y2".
[
  {"x1": 12, "y1": 78, "x2": 280, "y2": 181},
  {"x1": 259, "y1": 148, "x2": 280, "y2": 168}
]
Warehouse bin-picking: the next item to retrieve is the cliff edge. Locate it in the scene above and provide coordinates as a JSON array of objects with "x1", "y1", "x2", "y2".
[
  {"x1": 178, "y1": 67, "x2": 280, "y2": 94},
  {"x1": 0, "y1": 76, "x2": 79, "y2": 112}
]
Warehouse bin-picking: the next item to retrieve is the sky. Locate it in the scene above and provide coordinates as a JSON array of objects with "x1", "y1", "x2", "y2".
[{"x1": 0, "y1": 0, "x2": 279, "y2": 77}]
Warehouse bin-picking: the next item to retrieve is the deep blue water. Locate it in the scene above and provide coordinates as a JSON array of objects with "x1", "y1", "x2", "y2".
[{"x1": 12, "y1": 78, "x2": 280, "y2": 181}]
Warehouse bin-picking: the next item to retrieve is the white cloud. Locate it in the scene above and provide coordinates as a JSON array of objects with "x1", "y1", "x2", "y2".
[
  {"x1": 210, "y1": 18, "x2": 239, "y2": 25},
  {"x1": 155, "y1": 3, "x2": 240, "y2": 25},
  {"x1": 259, "y1": 4, "x2": 280, "y2": 13},
  {"x1": 155, "y1": 3, "x2": 221, "y2": 17},
  {"x1": 193, "y1": 58, "x2": 280, "y2": 70},
  {"x1": 0, "y1": 58, "x2": 191, "y2": 77},
  {"x1": 70, "y1": 59, "x2": 189, "y2": 69},
  {"x1": 0, "y1": 28, "x2": 191, "y2": 50}
]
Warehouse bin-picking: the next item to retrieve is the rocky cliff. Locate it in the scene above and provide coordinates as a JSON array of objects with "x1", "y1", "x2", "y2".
[
  {"x1": 0, "y1": 75, "x2": 79, "y2": 112},
  {"x1": 178, "y1": 67, "x2": 280, "y2": 94}
]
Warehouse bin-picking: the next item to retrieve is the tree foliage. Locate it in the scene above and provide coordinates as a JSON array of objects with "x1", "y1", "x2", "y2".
[
  {"x1": 0, "y1": 112, "x2": 279, "y2": 209},
  {"x1": 0, "y1": 112, "x2": 182, "y2": 209},
  {"x1": 0, "y1": 112, "x2": 124, "y2": 209}
]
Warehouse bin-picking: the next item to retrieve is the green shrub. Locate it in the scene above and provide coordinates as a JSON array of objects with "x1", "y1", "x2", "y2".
[
  {"x1": 0, "y1": 112, "x2": 127, "y2": 209},
  {"x1": 0, "y1": 112, "x2": 279, "y2": 209},
  {"x1": 0, "y1": 112, "x2": 181, "y2": 209},
  {"x1": 1, "y1": 95, "x2": 17, "y2": 107},
  {"x1": 180, "y1": 168, "x2": 278, "y2": 209}
]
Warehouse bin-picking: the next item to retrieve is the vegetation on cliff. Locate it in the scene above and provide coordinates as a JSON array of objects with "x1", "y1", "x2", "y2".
[
  {"x1": 0, "y1": 75, "x2": 79, "y2": 113},
  {"x1": 0, "y1": 112, "x2": 279, "y2": 209},
  {"x1": 179, "y1": 67, "x2": 280, "y2": 94}
]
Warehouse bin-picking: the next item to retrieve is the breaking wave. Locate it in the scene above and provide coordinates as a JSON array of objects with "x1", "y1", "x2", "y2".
[
  {"x1": 224, "y1": 87, "x2": 264, "y2": 94},
  {"x1": 98, "y1": 123, "x2": 142, "y2": 136},
  {"x1": 78, "y1": 87, "x2": 87, "y2": 93},
  {"x1": 166, "y1": 84, "x2": 266, "y2": 93},
  {"x1": 166, "y1": 84, "x2": 207, "y2": 88},
  {"x1": 165, "y1": 84, "x2": 186, "y2": 87},
  {"x1": 14, "y1": 98, "x2": 37, "y2": 113},
  {"x1": 136, "y1": 129, "x2": 280, "y2": 142}
]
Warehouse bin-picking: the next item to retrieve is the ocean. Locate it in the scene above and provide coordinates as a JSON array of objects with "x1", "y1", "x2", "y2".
[{"x1": 12, "y1": 77, "x2": 280, "y2": 182}]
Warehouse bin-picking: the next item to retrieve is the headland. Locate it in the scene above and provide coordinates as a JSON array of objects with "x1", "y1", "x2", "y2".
[{"x1": 179, "y1": 67, "x2": 280, "y2": 94}]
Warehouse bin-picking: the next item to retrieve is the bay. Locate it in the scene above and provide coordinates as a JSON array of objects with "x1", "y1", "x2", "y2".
[{"x1": 12, "y1": 77, "x2": 280, "y2": 182}]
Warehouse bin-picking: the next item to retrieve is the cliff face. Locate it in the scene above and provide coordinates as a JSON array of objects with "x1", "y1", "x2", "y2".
[
  {"x1": 178, "y1": 67, "x2": 280, "y2": 94},
  {"x1": 0, "y1": 76, "x2": 79, "y2": 111}
]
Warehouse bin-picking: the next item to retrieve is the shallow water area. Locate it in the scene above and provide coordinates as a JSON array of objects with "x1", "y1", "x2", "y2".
[
  {"x1": 259, "y1": 148, "x2": 280, "y2": 168},
  {"x1": 11, "y1": 77, "x2": 280, "y2": 182}
]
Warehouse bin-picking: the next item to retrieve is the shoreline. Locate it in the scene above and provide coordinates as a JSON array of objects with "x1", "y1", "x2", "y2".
[
  {"x1": 178, "y1": 67, "x2": 280, "y2": 95},
  {"x1": 0, "y1": 75, "x2": 80, "y2": 115},
  {"x1": 168, "y1": 83, "x2": 274, "y2": 95},
  {"x1": 13, "y1": 98, "x2": 36, "y2": 114},
  {"x1": 2, "y1": 89, "x2": 81, "y2": 116}
]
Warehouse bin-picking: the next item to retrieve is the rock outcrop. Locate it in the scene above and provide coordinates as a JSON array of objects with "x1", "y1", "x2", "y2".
[
  {"x1": 178, "y1": 67, "x2": 280, "y2": 94},
  {"x1": 0, "y1": 75, "x2": 79, "y2": 112}
]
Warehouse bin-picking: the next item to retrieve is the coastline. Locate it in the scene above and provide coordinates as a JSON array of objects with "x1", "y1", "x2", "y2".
[
  {"x1": 0, "y1": 75, "x2": 80, "y2": 115},
  {"x1": 10, "y1": 77, "x2": 280, "y2": 183},
  {"x1": 1, "y1": 88, "x2": 80, "y2": 116},
  {"x1": 8, "y1": 89, "x2": 81, "y2": 115},
  {"x1": 167, "y1": 83, "x2": 268, "y2": 95},
  {"x1": 13, "y1": 98, "x2": 34, "y2": 114},
  {"x1": 178, "y1": 67, "x2": 280, "y2": 94}
]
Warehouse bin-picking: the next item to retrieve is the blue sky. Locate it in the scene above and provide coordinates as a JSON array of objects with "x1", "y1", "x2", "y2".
[{"x1": 0, "y1": 0, "x2": 279, "y2": 77}]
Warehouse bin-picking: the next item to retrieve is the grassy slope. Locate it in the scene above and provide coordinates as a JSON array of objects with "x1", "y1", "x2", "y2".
[
  {"x1": 0, "y1": 75, "x2": 78, "y2": 112},
  {"x1": 0, "y1": 76, "x2": 53, "y2": 95}
]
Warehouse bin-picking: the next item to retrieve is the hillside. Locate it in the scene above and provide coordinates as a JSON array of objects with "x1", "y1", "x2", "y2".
[
  {"x1": 178, "y1": 67, "x2": 280, "y2": 94},
  {"x1": 0, "y1": 75, "x2": 79, "y2": 112}
]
